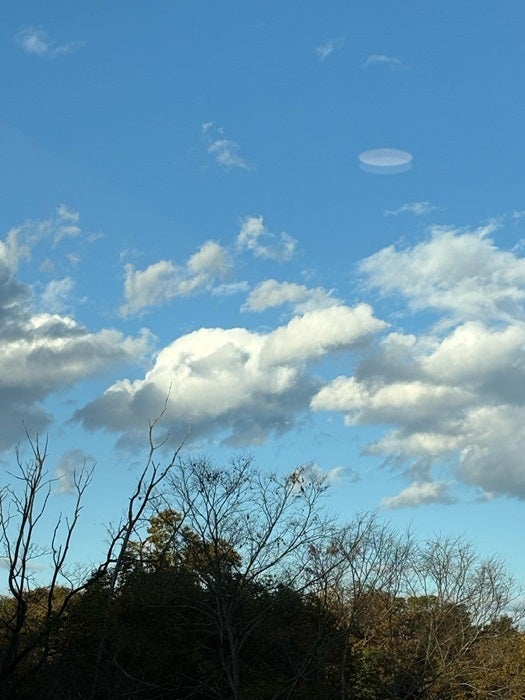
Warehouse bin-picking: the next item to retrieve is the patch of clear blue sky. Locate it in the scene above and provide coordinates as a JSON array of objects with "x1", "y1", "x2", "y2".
[{"x1": 1, "y1": 1, "x2": 525, "y2": 581}]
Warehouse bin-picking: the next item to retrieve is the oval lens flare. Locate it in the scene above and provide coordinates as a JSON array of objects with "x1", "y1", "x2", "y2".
[{"x1": 359, "y1": 148, "x2": 413, "y2": 174}]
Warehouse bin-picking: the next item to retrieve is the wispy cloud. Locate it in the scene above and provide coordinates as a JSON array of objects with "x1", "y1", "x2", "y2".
[
  {"x1": 203, "y1": 122, "x2": 250, "y2": 170},
  {"x1": 16, "y1": 28, "x2": 84, "y2": 58},
  {"x1": 55, "y1": 449, "x2": 95, "y2": 494},
  {"x1": 11, "y1": 204, "x2": 82, "y2": 248},
  {"x1": 237, "y1": 216, "x2": 297, "y2": 261},
  {"x1": 40, "y1": 277, "x2": 75, "y2": 313},
  {"x1": 384, "y1": 201, "x2": 439, "y2": 217},
  {"x1": 315, "y1": 37, "x2": 345, "y2": 61},
  {"x1": 364, "y1": 54, "x2": 402, "y2": 68},
  {"x1": 381, "y1": 481, "x2": 456, "y2": 509}
]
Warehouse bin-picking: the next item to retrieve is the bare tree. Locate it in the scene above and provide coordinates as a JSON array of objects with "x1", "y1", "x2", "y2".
[
  {"x1": 0, "y1": 409, "x2": 187, "y2": 697},
  {"x1": 0, "y1": 435, "x2": 95, "y2": 689},
  {"x1": 396, "y1": 535, "x2": 524, "y2": 698},
  {"x1": 305, "y1": 511, "x2": 413, "y2": 699},
  {"x1": 89, "y1": 413, "x2": 187, "y2": 698},
  {"x1": 153, "y1": 455, "x2": 337, "y2": 700}
]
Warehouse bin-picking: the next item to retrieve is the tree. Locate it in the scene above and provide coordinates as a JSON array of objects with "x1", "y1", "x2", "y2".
[
  {"x1": 363, "y1": 535, "x2": 524, "y2": 699},
  {"x1": 0, "y1": 412, "x2": 187, "y2": 698},
  {"x1": 123, "y1": 455, "x2": 339, "y2": 699},
  {"x1": 0, "y1": 435, "x2": 96, "y2": 693},
  {"x1": 304, "y1": 511, "x2": 413, "y2": 699}
]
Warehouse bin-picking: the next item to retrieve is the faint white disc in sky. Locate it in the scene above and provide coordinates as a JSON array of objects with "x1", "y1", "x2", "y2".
[{"x1": 359, "y1": 148, "x2": 413, "y2": 174}]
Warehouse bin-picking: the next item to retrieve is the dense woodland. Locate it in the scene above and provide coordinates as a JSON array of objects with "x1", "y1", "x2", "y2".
[{"x1": 0, "y1": 433, "x2": 524, "y2": 699}]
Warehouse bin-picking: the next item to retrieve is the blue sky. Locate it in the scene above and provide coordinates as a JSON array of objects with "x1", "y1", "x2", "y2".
[{"x1": 2, "y1": 1, "x2": 525, "y2": 580}]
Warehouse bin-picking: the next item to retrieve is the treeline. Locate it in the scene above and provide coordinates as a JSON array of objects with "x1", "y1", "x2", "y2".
[{"x1": 0, "y1": 435, "x2": 524, "y2": 698}]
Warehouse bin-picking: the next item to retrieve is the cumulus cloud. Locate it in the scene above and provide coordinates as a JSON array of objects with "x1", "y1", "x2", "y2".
[
  {"x1": 311, "y1": 226, "x2": 525, "y2": 502},
  {"x1": 364, "y1": 54, "x2": 402, "y2": 68},
  {"x1": 381, "y1": 481, "x2": 456, "y2": 509},
  {"x1": 243, "y1": 279, "x2": 339, "y2": 313},
  {"x1": 0, "y1": 220, "x2": 153, "y2": 452},
  {"x1": 237, "y1": 216, "x2": 297, "y2": 261},
  {"x1": 315, "y1": 37, "x2": 345, "y2": 61},
  {"x1": 261, "y1": 304, "x2": 386, "y2": 366},
  {"x1": 75, "y1": 303, "x2": 385, "y2": 448},
  {"x1": 360, "y1": 224, "x2": 525, "y2": 323},
  {"x1": 0, "y1": 310, "x2": 152, "y2": 451},
  {"x1": 120, "y1": 240, "x2": 231, "y2": 316},
  {"x1": 384, "y1": 201, "x2": 438, "y2": 217},
  {"x1": 203, "y1": 123, "x2": 250, "y2": 170},
  {"x1": 16, "y1": 28, "x2": 84, "y2": 58}
]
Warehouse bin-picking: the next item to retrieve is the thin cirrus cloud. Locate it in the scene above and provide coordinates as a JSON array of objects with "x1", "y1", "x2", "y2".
[
  {"x1": 55, "y1": 448, "x2": 95, "y2": 494},
  {"x1": 312, "y1": 224, "x2": 525, "y2": 503},
  {"x1": 202, "y1": 122, "x2": 250, "y2": 170},
  {"x1": 315, "y1": 37, "x2": 345, "y2": 61},
  {"x1": 237, "y1": 216, "x2": 297, "y2": 261},
  {"x1": 384, "y1": 201, "x2": 438, "y2": 217},
  {"x1": 363, "y1": 54, "x2": 402, "y2": 68},
  {"x1": 11, "y1": 204, "x2": 82, "y2": 248},
  {"x1": 15, "y1": 28, "x2": 84, "y2": 58},
  {"x1": 40, "y1": 276, "x2": 75, "y2": 313},
  {"x1": 120, "y1": 240, "x2": 232, "y2": 317}
]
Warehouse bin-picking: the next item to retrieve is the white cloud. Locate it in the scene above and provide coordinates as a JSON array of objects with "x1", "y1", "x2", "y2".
[
  {"x1": 243, "y1": 279, "x2": 339, "y2": 313},
  {"x1": 237, "y1": 216, "x2": 297, "y2": 261},
  {"x1": 212, "y1": 281, "x2": 250, "y2": 297},
  {"x1": 364, "y1": 54, "x2": 402, "y2": 68},
  {"x1": 208, "y1": 139, "x2": 249, "y2": 169},
  {"x1": 261, "y1": 304, "x2": 386, "y2": 365},
  {"x1": 384, "y1": 201, "x2": 438, "y2": 217},
  {"x1": 0, "y1": 218, "x2": 153, "y2": 452},
  {"x1": 294, "y1": 462, "x2": 345, "y2": 489},
  {"x1": 75, "y1": 303, "x2": 385, "y2": 448},
  {"x1": 0, "y1": 309, "x2": 152, "y2": 451},
  {"x1": 310, "y1": 226, "x2": 525, "y2": 502},
  {"x1": 312, "y1": 376, "x2": 473, "y2": 428},
  {"x1": 381, "y1": 481, "x2": 455, "y2": 509},
  {"x1": 56, "y1": 203, "x2": 79, "y2": 223},
  {"x1": 16, "y1": 28, "x2": 84, "y2": 58},
  {"x1": 120, "y1": 240, "x2": 232, "y2": 316},
  {"x1": 315, "y1": 37, "x2": 345, "y2": 61},
  {"x1": 40, "y1": 277, "x2": 75, "y2": 313},
  {"x1": 360, "y1": 224, "x2": 525, "y2": 323},
  {"x1": 203, "y1": 123, "x2": 250, "y2": 170},
  {"x1": 1, "y1": 314, "x2": 152, "y2": 393},
  {"x1": 10, "y1": 205, "x2": 82, "y2": 248},
  {"x1": 0, "y1": 229, "x2": 30, "y2": 274}
]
